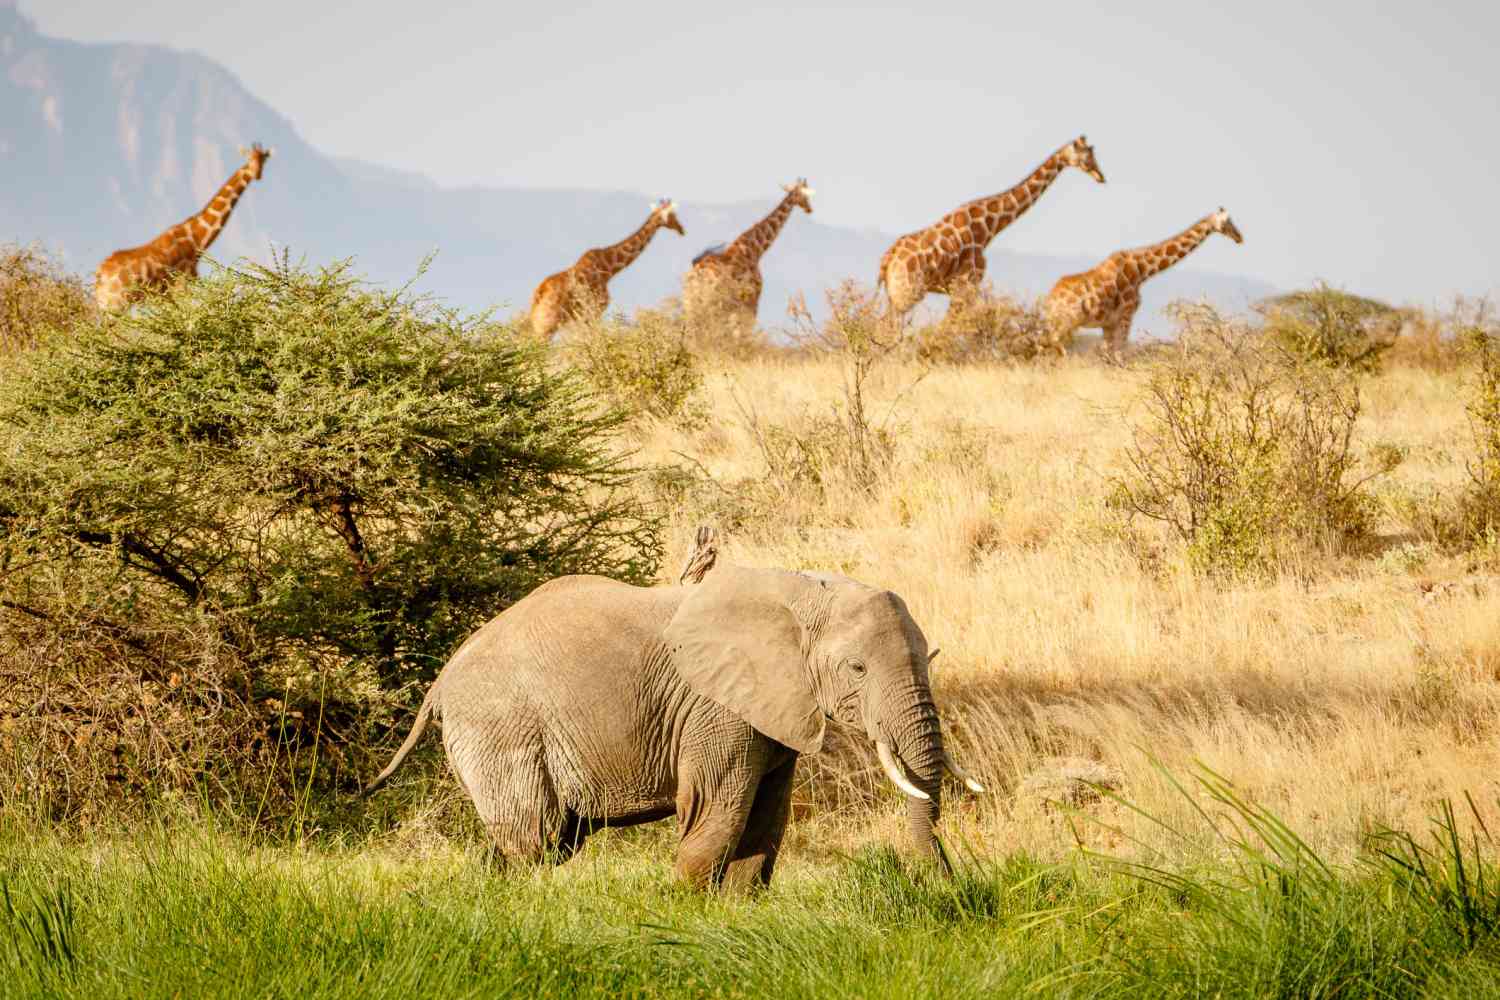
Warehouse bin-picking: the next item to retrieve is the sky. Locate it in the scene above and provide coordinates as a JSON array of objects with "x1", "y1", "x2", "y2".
[{"x1": 22, "y1": 0, "x2": 1499, "y2": 306}]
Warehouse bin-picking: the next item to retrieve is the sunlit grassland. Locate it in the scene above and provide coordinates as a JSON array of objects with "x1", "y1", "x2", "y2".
[
  {"x1": 7, "y1": 776, "x2": 1500, "y2": 999},
  {"x1": 637, "y1": 356, "x2": 1500, "y2": 867}
]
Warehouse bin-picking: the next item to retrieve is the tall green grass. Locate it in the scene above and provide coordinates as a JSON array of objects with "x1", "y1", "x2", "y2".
[{"x1": 4, "y1": 776, "x2": 1500, "y2": 998}]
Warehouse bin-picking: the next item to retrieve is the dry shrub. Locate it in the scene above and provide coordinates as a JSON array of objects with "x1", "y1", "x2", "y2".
[
  {"x1": 906, "y1": 284, "x2": 1051, "y2": 363},
  {"x1": 1456, "y1": 310, "x2": 1500, "y2": 552},
  {"x1": 0, "y1": 243, "x2": 95, "y2": 353},
  {"x1": 0, "y1": 588, "x2": 400, "y2": 826},
  {"x1": 1110, "y1": 303, "x2": 1391, "y2": 575},
  {"x1": 680, "y1": 276, "x2": 778, "y2": 360},
  {"x1": 561, "y1": 304, "x2": 708, "y2": 428},
  {"x1": 1385, "y1": 306, "x2": 1464, "y2": 372},
  {"x1": 769, "y1": 282, "x2": 909, "y2": 496}
]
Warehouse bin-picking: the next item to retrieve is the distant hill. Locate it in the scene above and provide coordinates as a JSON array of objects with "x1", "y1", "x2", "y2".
[{"x1": 0, "y1": 5, "x2": 1276, "y2": 329}]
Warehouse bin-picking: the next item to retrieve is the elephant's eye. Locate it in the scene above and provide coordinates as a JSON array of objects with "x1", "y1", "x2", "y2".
[{"x1": 847, "y1": 659, "x2": 867, "y2": 677}]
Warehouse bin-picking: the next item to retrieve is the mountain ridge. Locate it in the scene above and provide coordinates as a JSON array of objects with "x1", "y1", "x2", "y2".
[{"x1": 1, "y1": 7, "x2": 1277, "y2": 327}]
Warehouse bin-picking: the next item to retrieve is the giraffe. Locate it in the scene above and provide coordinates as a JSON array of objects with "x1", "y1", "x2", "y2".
[
  {"x1": 94, "y1": 143, "x2": 273, "y2": 312},
  {"x1": 682, "y1": 179, "x2": 813, "y2": 331},
  {"x1": 528, "y1": 200, "x2": 685, "y2": 338},
  {"x1": 877, "y1": 135, "x2": 1105, "y2": 319},
  {"x1": 1044, "y1": 208, "x2": 1245, "y2": 354}
]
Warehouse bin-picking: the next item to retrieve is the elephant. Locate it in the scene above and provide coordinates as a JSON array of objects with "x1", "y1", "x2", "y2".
[{"x1": 364, "y1": 561, "x2": 983, "y2": 890}]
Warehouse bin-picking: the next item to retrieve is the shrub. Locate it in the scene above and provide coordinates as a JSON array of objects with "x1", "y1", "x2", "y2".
[
  {"x1": 562, "y1": 304, "x2": 706, "y2": 428},
  {"x1": 1259, "y1": 284, "x2": 1399, "y2": 372},
  {"x1": 0, "y1": 257, "x2": 662, "y2": 692},
  {"x1": 0, "y1": 244, "x2": 95, "y2": 354},
  {"x1": 0, "y1": 257, "x2": 664, "y2": 821},
  {"x1": 1456, "y1": 313, "x2": 1500, "y2": 550},
  {"x1": 1110, "y1": 304, "x2": 1389, "y2": 575},
  {"x1": 906, "y1": 285, "x2": 1051, "y2": 363},
  {"x1": 786, "y1": 281, "x2": 906, "y2": 494}
]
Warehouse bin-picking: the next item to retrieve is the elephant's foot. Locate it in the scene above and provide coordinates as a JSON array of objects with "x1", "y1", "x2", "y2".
[
  {"x1": 483, "y1": 811, "x2": 589, "y2": 868},
  {"x1": 673, "y1": 803, "x2": 748, "y2": 890}
]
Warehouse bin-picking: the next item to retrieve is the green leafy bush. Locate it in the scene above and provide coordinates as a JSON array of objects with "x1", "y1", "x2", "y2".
[
  {"x1": 0, "y1": 243, "x2": 95, "y2": 354},
  {"x1": 0, "y1": 257, "x2": 661, "y2": 690},
  {"x1": 1110, "y1": 304, "x2": 1389, "y2": 575},
  {"x1": 563, "y1": 305, "x2": 706, "y2": 428},
  {"x1": 1260, "y1": 284, "x2": 1400, "y2": 372}
]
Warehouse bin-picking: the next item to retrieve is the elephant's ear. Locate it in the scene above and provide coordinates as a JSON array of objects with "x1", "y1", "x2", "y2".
[{"x1": 663, "y1": 567, "x2": 824, "y2": 753}]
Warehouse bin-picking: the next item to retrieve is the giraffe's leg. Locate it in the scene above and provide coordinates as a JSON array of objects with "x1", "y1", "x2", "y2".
[
  {"x1": 942, "y1": 250, "x2": 986, "y2": 323},
  {"x1": 883, "y1": 258, "x2": 919, "y2": 318},
  {"x1": 1042, "y1": 296, "x2": 1079, "y2": 358},
  {"x1": 1102, "y1": 297, "x2": 1140, "y2": 354}
]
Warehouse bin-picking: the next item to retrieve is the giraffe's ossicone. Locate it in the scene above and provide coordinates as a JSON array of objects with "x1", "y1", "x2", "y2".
[
  {"x1": 528, "y1": 200, "x2": 685, "y2": 339},
  {"x1": 94, "y1": 144, "x2": 274, "y2": 312},
  {"x1": 683, "y1": 180, "x2": 814, "y2": 335},
  {"x1": 1044, "y1": 208, "x2": 1245, "y2": 355},
  {"x1": 878, "y1": 136, "x2": 1105, "y2": 320}
]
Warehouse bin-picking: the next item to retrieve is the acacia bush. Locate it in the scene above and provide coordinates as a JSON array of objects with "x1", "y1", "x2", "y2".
[
  {"x1": 1110, "y1": 304, "x2": 1391, "y2": 575},
  {"x1": 0, "y1": 243, "x2": 95, "y2": 353},
  {"x1": 905, "y1": 284, "x2": 1052, "y2": 363},
  {"x1": 1259, "y1": 284, "x2": 1400, "y2": 372},
  {"x1": 1457, "y1": 315, "x2": 1500, "y2": 551},
  {"x1": 561, "y1": 304, "x2": 707, "y2": 428},
  {"x1": 0, "y1": 257, "x2": 662, "y2": 819}
]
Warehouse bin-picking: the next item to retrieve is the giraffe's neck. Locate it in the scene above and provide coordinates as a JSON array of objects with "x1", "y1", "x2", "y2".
[
  {"x1": 729, "y1": 193, "x2": 797, "y2": 264},
  {"x1": 966, "y1": 147, "x2": 1070, "y2": 244},
  {"x1": 185, "y1": 165, "x2": 256, "y2": 253},
  {"x1": 1120, "y1": 216, "x2": 1218, "y2": 284},
  {"x1": 597, "y1": 216, "x2": 666, "y2": 277}
]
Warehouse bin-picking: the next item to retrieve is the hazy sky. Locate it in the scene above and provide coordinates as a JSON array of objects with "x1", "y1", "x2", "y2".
[{"x1": 23, "y1": 1, "x2": 1499, "y2": 305}]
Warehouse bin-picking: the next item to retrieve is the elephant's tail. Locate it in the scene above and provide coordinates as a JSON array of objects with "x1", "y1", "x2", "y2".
[{"x1": 363, "y1": 686, "x2": 438, "y2": 796}]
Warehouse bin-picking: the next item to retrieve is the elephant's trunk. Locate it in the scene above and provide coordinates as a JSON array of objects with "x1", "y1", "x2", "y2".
[{"x1": 881, "y1": 685, "x2": 947, "y2": 867}]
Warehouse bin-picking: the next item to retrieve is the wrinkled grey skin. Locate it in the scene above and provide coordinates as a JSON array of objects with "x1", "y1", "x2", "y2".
[{"x1": 366, "y1": 564, "x2": 963, "y2": 890}]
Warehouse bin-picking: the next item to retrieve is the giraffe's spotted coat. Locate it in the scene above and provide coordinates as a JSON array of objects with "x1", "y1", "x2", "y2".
[
  {"x1": 878, "y1": 136, "x2": 1105, "y2": 318},
  {"x1": 682, "y1": 180, "x2": 813, "y2": 331},
  {"x1": 528, "y1": 201, "x2": 686, "y2": 338},
  {"x1": 93, "y1": 144, "x2": 272, "y2": 312},
  {"x1": 1044, "y1": 208, "x2": 1244, "y2": 354}
]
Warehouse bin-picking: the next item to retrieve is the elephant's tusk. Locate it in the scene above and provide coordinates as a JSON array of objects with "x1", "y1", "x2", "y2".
[
  {"x1": 943, "y1": 750, "x2": 985, "y2": 794},
  {"x1": 876, "y1": 740, "x2": 930, "y2": 801}
]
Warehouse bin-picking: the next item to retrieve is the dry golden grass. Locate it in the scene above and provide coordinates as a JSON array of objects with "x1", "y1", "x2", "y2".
[{"x1": 631, "y1": 351, "x2": 1500, "y2": 865}]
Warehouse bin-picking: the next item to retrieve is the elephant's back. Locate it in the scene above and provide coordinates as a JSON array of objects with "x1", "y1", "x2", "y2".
[{"x1": 438, "y1": 575, "x2": 680, "y2": 702}]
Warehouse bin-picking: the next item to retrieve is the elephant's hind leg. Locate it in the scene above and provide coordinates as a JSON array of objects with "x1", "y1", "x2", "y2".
[{"x1": 453, "y1": 737, "x2": 574, "y2": 866}]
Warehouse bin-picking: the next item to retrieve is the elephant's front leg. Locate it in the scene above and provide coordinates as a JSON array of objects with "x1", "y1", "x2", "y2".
[
  {"x1": 719, "y1": 753, "x2": 797, "y2": 890},
  {"x1": 673, "y1": 728, "x2": 781, "y2": 890}
]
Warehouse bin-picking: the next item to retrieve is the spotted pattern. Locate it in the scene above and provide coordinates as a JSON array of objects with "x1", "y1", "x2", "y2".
[
  {"x1": 93, "y1": 145, "x2": 271, "y2": 312},
  {"x1": 1043, "y1": 209, "x2": 1245, "y2": 354},
  {"x1": 683, "y1": 182, "x2": 813, "y2": 331},
  {"x1": 878, "y1": 137, "x2": 1105, "y2": 317},
  {"x1": 528, "y1": 202, "x2": 685, "y2": 338}
]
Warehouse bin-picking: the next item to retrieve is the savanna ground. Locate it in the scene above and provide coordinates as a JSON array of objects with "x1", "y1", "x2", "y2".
[{"x1": 3, "y1": 249, "x2": 1500, "y2": 997}]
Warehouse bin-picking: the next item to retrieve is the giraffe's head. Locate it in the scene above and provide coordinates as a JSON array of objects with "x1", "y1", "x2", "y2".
[
  {"x1": 1210, "y1": 207, "x2": 1244, "y2": 244},
  {"x1": 238, "y1": 143, "x2": 274, "y2": 180},
  {"x1": 1061, "y1": 135, "x2": 1105, "y2": 184},
  {"x1": 652, "y1": 199, "x2": 686, "y2": 235},
  {"x1": 782, "y1": 178, "x2": 815, "y2": 214}
]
